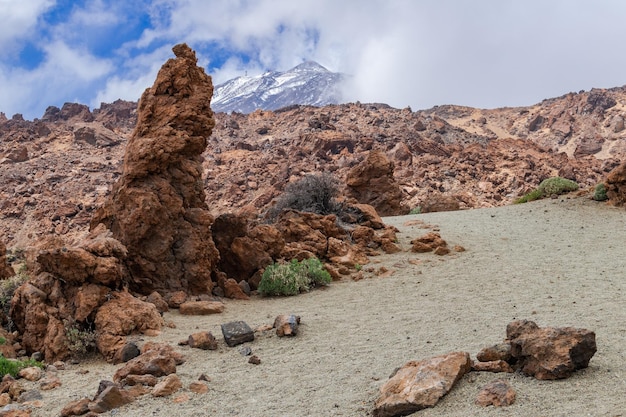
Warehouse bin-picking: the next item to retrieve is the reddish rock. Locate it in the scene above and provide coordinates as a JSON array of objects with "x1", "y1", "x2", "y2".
[
  {"x1": 346, "y1": 150, "x2": 410, "y2": 216},
  {"x1": 0, "y1": 241, "x2": 14, "y2": 279},
  {"x1": 113, "y1": 348, "x2": 179, "y2": 383},
  {"x1": 90, "y1": 43, "x2": 219, "y2": 296},
  {"x1": 223, "y1": 278, "x2": 250, "y2": 300},
  {"x1": 506, "y1": 320, "x2": 597, "y2": 380},
  {"x1": 152, "y1": 374, "x2": 182, "y2": 397},
  {"x1": 179, "y1": 301, "x2": 225, "y2": 315},
  {"x1": 17, "y1": 367, "x2": 42, "y2": 382},
  {"x1": 60, "y1": 397, "x2": 91, "y2": 417},
  {"x1": 606, "y1": 160, "x2": 626, "y2": 206},
  {"x1": 273, "y1": 314, "x2": 300, "y2": 337},
  {"x1": 88, "y1": 384, "x2": 133, "y2": 413},
  {"x1": 189, "y1": 381, "x2": 208, "y2": 394},
  {"x1": 475, "y1": 379, "x2": 516, "y2": 407},
  {"x1": 471, "y1": 360, "x2": 513, "y2": 373},
  {"x1": 39, "y1": 375, "x2": 62, "y2": 390},
  {"x1": 411, "y1": 232, "x2": 448, "y2": 253},
  {"x1": 166, "y1": 291, "x2": 188, "y2": 308},
  {"x1": 373, "y1": 352, "x2": 472, "y2": 417},
  {"x1": 420, "y1": 193, "x2": 460, "y2": 213},
  {"x1": 188, "y1": 331, "x2": 218, "y2": 350},
  {"x1": 95, "y1": 291, "x2": 164, "y2": 363},
  {"x1": 123, "y1": 374, "x2": 158, "y2": 387},
  {"x1": 476, "y1": 343, "x2": 512, "y2": 362},
  {"x1": 145, "y1": 291, "x2": 169, "y2": 313}
]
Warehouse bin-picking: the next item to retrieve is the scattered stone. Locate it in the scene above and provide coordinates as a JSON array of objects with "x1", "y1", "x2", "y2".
[
  {"x1": 198, "y1": 373, "x2": 210, "y2": 382},
  {"x1": 373, "y1": 352, "x2": 471, "y2": 417},
  {"x1": 60, "y1": 398, "x2": 91, "y2": 417},
  {"x1": 173, "y1": 394, "x2": 190, "y2": 403},
  {"x1": 0, "y1": 408, "x2": 32, "y2": 417},
  {"x1": 239, "y1": 346, "x2": 252, "y2": 356},
  {"x1": 223, "y1": 278, "x2": 250, "y2": 300},
  {"x1": 0, "y1": 393, "x2": 10, "y2": 407},
  {"x1": 179, "y1": 301, "x2": 225, "y2": 315},
  {"x1": 123, "y1": 374, "x2": 158, "y2": 387},
  {"x1": 475, "y1": 379, "x2": 516, "y2": 407},
  {"x1": 471, "y1": 360, "x2": 513, "y2": 373},
  {"x1": 166, "y1": 291, "x2": 188, "y2": 309},
  {"x1": 221, "y1": 321, "x2": 254, "y2": 347},
  {"x1": 476, "y1": 343, "x2": 511, "y2": 362},
  {"x1": 152, "y1": 374, "x2": 182, "y2": 397},
  {"x1": 16, "y1": 390, "x2": 42, "y2": 403},
  {"x1": 273, "y1": 314, "x2": 300, "y2": 337},
  {"x1": 189, "y1": 381, "x2": 208, "y2": 394},
  {"x1": 39, "y1": 375, "x2": 62, "y2": 390},
  {"x1": 113, "y1": 348, "x2": 178, "y2": 383},
  {"x1": 17, "y1": 368, "x2": 42, "y2": 382},
  {"x1": 506, "y1": 320, "x2": 597, "y2": 380},
  {"x1": 248, "y1": 355, "x2": 261, "y2": 365},
  {"x1": 29, "y1": 352, "x2": 43, "y2": 362},
  {"x1": 146, "y1": 292, "x2": 169, "y2": 313},
  {"x1": 114, "y1": 342, "x2": 141, "y2": 364},
  {"x1": 88, "y1": 384, "x2": 133, "y2": 413},
  {"x1": 410, "y1": 232, "x2": 448, "y2": 254},
  {"x1": 188, "y1": 331, "x2": 218, "y2": 350}
]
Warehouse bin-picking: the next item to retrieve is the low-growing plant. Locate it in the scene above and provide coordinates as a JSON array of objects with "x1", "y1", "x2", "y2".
[
  {"x1": 266, "y1": 173, "x2": 342, "y2": 221},
  {"x1": 0, "y1": 355, "x2": 44, "y2": 377},
  {"x1": 515, "y1": 177, "x2": 579, "y2": 204},
  {"x1": 64, "y1": 319, "x2": 97, "y2": 358},
  {"x1": 409, "y1": 207, "x2": 422, "y2": 215},
  {"x1": 593, "y1": 183, "x2": 608, "y2": 201},
  {"x1": 258, "y1": 258, "x2": 331, "y2": 296}
]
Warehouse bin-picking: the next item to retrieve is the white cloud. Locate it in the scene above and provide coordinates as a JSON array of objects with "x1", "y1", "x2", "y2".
[{"x1": 0, "y1": 0, "x2": 55, "y2": 44}]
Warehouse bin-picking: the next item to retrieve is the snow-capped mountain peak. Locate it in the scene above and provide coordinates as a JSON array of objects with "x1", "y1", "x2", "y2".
[{"x1": 211, "y1": 61, "x2": 345, "y2": 113}]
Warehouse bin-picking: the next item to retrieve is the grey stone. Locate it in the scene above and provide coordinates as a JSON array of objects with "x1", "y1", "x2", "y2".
[{"x1": 221, "y1": 321, "x2": 254, "y2": 347}]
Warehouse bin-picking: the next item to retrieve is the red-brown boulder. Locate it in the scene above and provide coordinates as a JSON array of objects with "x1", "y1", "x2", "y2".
[
  {"x1": 0, "y1": 241, "x2": 13, "y2": 279},
  {"x1": 346, "y1": 150, "x2": 409, "y2": 216},
  {"x1": 475, "y1": 379, "x2": 516, "y2": 407},
  {"x1": 605, "y1": 160, "x2": 626, "y2": 206},
  {"x1": 373, "y1": 352, "x2": 471, "y2": 417},
  {"x1": 506, "y1": 320, "x2": 596, "y2": 380},
  {"x1": 90, "y1": 43, "x2": 219, "y2": 296}
]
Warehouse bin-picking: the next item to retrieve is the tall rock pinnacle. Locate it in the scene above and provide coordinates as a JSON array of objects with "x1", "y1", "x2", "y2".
[{"x1": 91, "y1": 43, "x2": 219, "y2": 295}]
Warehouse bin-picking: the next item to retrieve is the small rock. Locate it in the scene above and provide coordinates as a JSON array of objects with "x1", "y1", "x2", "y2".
[
  {"x1": 60, "y1": 398, "x2": 90, "y2": 417},
  {"x1": 17, "y1": 390, "x2": 42, "y2": 403},
  {"x1": 273, "y1": 314, "x2": 300, "y2": 337},
  {"x1": 471, "y1": 360, "x2": 513, "y2": 373},
  {"x1": 189, "y1": 381, "x2": 208, "y2": 394},
  {"x1": 52, "y1": 361, "x2": 65, "y2": 370},
  {"x1": 188, "y1": 331, "x2": 218, "y2": 350},
  {"x1": 114, "y1": 342, "x2": 141, "y2": 364},
  {"x1": 152, "y1": 374, "x2": 182, "y2": 397},
  {"x1": 239, "y1": 346, "x2": 252, "y2": 356},
  {"x1": 221, "y1": 321, "x2": 254, "y2": 347},
  {"x1": 17, "y1": 367, "x2": 43, "y2": 382},
  {"x1": 166, "y1": 291, "x2": 188, "y2": 309},
  {"x1": 123, "y1": 374, "x2": 158, "y2": 387},
  {"x1": 39, "y1": 375, "x2": 62, "y2": 390},
  {"x1": 475, "y1": 379, "x2": 516, "y2": 407},
  {"x1": 29, "y1": 353, "x2": 43, "y2": 362},
  {"x1": 88, "y1": 384, "x2": 133, "y2": 413},
  {"x1": 248, "y1": 355, "x2": 261, "y2": 365},
  {"x1": 476, "y1": 343, "x2": 511, "y2": 362},
  {"x1": 0, "y1": 393, "x2": 10, "y2": 406},
  {"x1": 198, "y1": 373, "x2": 210, "y2": 382},
  {"x1": 179, "y1": 301, "x2": 225, "y2": 315}
]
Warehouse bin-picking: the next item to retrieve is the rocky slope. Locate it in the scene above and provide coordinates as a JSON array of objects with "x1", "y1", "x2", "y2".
[{"x1": 1, "y1": 87, "x2": 625, "y2": 251}]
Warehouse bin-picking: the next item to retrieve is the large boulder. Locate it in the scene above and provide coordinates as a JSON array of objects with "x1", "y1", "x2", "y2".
[
  {"x1": 506, "y1": 320, "x2": 596, "y2": 380},
  {"x1": 346, "y1": 150, "x2": 409, "y2": 216},
  {"x1": 91, "y1": 43, "x2": 219, "y2": 296},
  {"x1": 373, "y1": 352, "x2": 471, "y2": 417}
]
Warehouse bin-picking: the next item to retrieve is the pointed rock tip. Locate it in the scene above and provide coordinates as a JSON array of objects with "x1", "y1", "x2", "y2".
[{"x1": 172, "y1": 43, "x2": 197, "y2": 61}]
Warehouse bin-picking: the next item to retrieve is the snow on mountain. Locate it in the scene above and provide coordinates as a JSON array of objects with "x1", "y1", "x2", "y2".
[{"x1": 211, "y1": 61, "x2": 346, "y2": 113}]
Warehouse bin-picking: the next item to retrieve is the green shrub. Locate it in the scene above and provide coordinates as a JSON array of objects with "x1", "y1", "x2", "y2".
[
  {"x1": 0, "y1": 355, "x2": 43, "y2": 377},
  {"x1": 593, "y1": 183, "x2": 608, "y2": 201},
  {"x1": 515, "y1": 177, "x2": 579, "y2": 204},
  {"x1": 259, "y1": 258, "x2": 331, "y2": 296},
  {"x1": 409, "y1": 207, "x2": 422, "y2": 215}
]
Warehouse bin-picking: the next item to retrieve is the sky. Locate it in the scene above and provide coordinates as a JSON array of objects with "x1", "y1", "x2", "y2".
[{"x1": 2, "y1": 0, "x2": 626, "y2": 120}]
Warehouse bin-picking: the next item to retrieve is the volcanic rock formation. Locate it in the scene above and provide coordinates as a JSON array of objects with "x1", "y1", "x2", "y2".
[
  {"x1": 91, "y1": 43, "x2": 219, "y2": 296},
  {"x1": 0, "y1": 241, "x2": 13, "y2": 279}
]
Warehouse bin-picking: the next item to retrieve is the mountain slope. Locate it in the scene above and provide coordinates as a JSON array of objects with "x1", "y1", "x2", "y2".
[{"x1": 211, "y1": 61, "x2": 346, "y2": 113}]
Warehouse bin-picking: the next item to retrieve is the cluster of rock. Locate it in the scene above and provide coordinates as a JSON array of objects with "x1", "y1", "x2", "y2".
[
  {"x1": 373, "y1": 320, "x2": 597, "y2": 417},
  {"x1": 3, "y1": 76, "x2": 624, "y2": 250},
  {"x1": 2, "y1": 44, "x2": 400, "y2": 366}
]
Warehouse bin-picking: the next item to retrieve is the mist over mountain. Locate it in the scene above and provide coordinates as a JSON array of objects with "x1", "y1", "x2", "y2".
[{"x1": 211, "y1": 61, "x2": 346, "y2": 113}]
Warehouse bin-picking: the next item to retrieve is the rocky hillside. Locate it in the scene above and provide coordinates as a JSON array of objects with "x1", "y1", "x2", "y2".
[{"x1": 1, "y1": 86, "x2": 625, "y2": 250}]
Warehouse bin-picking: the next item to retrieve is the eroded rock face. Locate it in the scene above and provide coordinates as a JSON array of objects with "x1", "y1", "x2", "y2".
[
  {"x1": 346, "y1": 150, "x2": 409, "y2": 216},
  {"x1": 91, "y1": 43, "x2": 219, "y2": 296},
  {"x1": 373, "y1": 351, "x2": 471, "y2": 417},
  {"x1": 0, "y1": 241, "x2": 13, "y2": 279},
  {"x1": 605, "y1": 160, "x2": 626, "y2": 206},
  {"x1": 506, "y1": 320, "x2": 597, "y2": 380}
]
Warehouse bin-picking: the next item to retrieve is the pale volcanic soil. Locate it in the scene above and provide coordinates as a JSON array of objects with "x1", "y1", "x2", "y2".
[{"x1": 23, "y1": 196, "x2": 626, "y2": 417}]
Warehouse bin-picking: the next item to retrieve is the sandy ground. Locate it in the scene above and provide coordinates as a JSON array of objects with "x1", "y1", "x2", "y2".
[{"x1": 19, "y1": 196, "x2": 626, "y2": 417}]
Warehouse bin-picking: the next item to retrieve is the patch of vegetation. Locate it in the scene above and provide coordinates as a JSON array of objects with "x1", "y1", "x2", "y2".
[
  {"x1": 64, "y1": 319, "x2": 97, "y2": 358},
  {"x1": 354, "y1": 263, "x2": 362, "y2": 271},
  {"x1": 0, "y1": 270, "x2": 29, "y2": 332},
  {"x1": 593, "y1": 183, "x2": 608, "y2": 201},
  {"x1": 515, "y1": 177, "x2": 579, "y2": 204},
  {"x1": 266, "y1": 173, "x2": 342, "y2": 220},
  {"x1": 258, "y1": 258, "x2": 331, "y2": 296},
  {"x1": 409, "y1": 207, "x2": 422, "y2": 215},
  {"x1": 0, "y1": 355, "x2": 44, "y2": 378}
]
